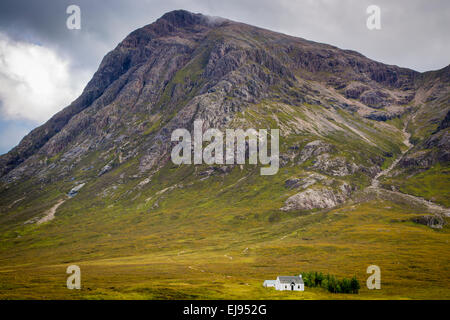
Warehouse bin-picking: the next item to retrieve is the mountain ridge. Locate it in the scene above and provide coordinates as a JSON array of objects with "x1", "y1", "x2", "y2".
[{"x1": 1, "y1": 10, "x2": 442, "y2": 180}]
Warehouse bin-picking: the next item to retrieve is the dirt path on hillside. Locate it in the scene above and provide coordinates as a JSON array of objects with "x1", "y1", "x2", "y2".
[
  {"x1": 369, "y1": 186, "x2": 450, "y2": 217},
  {"x1": 368, "y1": 117, "x2": 449, "y2": 217},
  {"x1": 371, "y1": 119, "x2": 413, "y2": 188},
  {"x1": 36, "y1": 199, "x2": 67, "y2": 224}
]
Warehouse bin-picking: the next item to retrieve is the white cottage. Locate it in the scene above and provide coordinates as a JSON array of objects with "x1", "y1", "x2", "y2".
[
  {"x1": 263, "y1": 275, "x2": 304, "y2": 291},
  {"x1": 263, "y1": 280, "x2": 276, "y2": 288}
]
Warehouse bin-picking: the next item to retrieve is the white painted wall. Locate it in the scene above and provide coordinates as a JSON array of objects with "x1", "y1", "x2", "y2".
[{"x1": 274, "y1": 278, "x2": 304, "y2": 291}]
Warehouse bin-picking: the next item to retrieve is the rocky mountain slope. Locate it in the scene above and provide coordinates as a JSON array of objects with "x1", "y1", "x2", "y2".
[
  {"x1": 1, "y1": 10, "x2": 448, "y2": 208},
  {"x1": 0, "y1": 10, "x2": 448, "y2": 299}
]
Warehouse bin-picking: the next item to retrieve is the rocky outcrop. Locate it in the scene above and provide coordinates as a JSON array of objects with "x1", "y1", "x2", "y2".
[
  {"x1": 411, "y1": 215, "x2": 446, "y2": 229},
  {"x1": 197, "y1": 165, "x2": 233, "y2": 177},
  {"x1": 359, "y1": 90, "x2": 390, "y2": 109},
  {"x1": 399, "y1": 130, "x2": 450, "y2": 168},
  {"x1": 284, "y1": 173, "x2": 328, "y2": 190},
  {"x1": 281, "y1": 182, "x2": 352, "y2": 211},
  {"x1": 364, "y1": 110, "x2": 402, "y2": 121},
  {"x1": 312, "y1": 154, "x2": 359, "y2": 176},
  {"x1": 298, "y1": 140, "x2": 335, "y2": 164},
  {"x1": 98, "y1": 162, "x2": 113, "y2": 176},
  {"x1": 68, "y1": 183, "x2": 85, "y2": 198},
  {"x1": 436, "y1": 110, "x2": 450, "y2": 132},
  {"x1": 344, "y1": 84, "x2": 369, "y2": 99}
]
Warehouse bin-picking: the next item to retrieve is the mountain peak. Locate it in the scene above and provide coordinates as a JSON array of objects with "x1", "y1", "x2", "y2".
[{"x1": 157, "y1": 9, "x2": 228, "y2": 29}]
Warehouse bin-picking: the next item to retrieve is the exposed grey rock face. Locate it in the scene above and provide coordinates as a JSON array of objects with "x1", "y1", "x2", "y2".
[
  {"x1": 298, "y1": 140, "x2": 334, "y2": 164},
  {"x1": 436, "y1": 110, "x2": 450, "y2": 131},
  {"x1": 425, "y1": 130, "x2": 450, "y2": 163},
  {"x1": 359, "y1": 90, "x2": 390, "y2": 109},
  {"x1": 98, "y1": 163, "x2": 113, "y2": 176},
  {"x1": 364, "y1": 110, "x2": 402, "y2": 121},
  {"x1": 198, "y1": 165, "x2": 233, "y2": 177},
  {"x1": 312, "y1": 154, "x2": 359, "y2": 176},
  {"x1": 284, "y1": 178, "x2": 301, "y2": 189},
  {"x1": 411, "y1": 215, "x2": 446, "y2": 229},
  {"x1": 284, "y1": 173, "x2": 328, "y2": 190},
  {"x1": 400, "y1": 130, "x2": 450, "y2": 168},
  {"x1": 344, "y1": 84, "x2": 369, "y2": 99},
  {"x1": 68, "y1": 183, "x2": 85, "y2": 198},
  {"x1": 281, "y1": 182, "x2": 351, "y2": 211}
]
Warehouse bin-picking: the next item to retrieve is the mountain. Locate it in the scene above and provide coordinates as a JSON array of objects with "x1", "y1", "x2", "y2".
[{"x1": 0, "y1": 10, "x2": 449, "y2": 299}]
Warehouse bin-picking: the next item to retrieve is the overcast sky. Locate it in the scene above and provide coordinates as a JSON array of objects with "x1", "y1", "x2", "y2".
[{"x1": 0, "y1": 0, "x2": 449, "y2": 154}]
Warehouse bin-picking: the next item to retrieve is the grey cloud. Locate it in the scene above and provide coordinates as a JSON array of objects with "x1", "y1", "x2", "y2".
[{"x1": 0, "y1": 0, "x2": 448, "y2": 73}]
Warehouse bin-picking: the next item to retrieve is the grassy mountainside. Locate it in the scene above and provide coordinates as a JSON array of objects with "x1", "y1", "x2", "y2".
[{"x1": 0, "y1": 10, "x2": 448, "y2": 299}]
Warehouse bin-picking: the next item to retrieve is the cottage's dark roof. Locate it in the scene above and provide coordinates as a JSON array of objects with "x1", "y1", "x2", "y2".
[{"x1": 277, "y1": 276, "x2": 304, "y2": 284}]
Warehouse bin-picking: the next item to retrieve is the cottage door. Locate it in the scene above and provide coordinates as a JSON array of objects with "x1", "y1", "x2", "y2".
[{"x1": 291, "y1": 282, "x2": 295, "y2": 291}]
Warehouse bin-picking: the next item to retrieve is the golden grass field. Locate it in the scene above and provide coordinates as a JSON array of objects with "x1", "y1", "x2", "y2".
[{"x1": 1, "y1": 190, "x2": 448, "y2": 299}]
